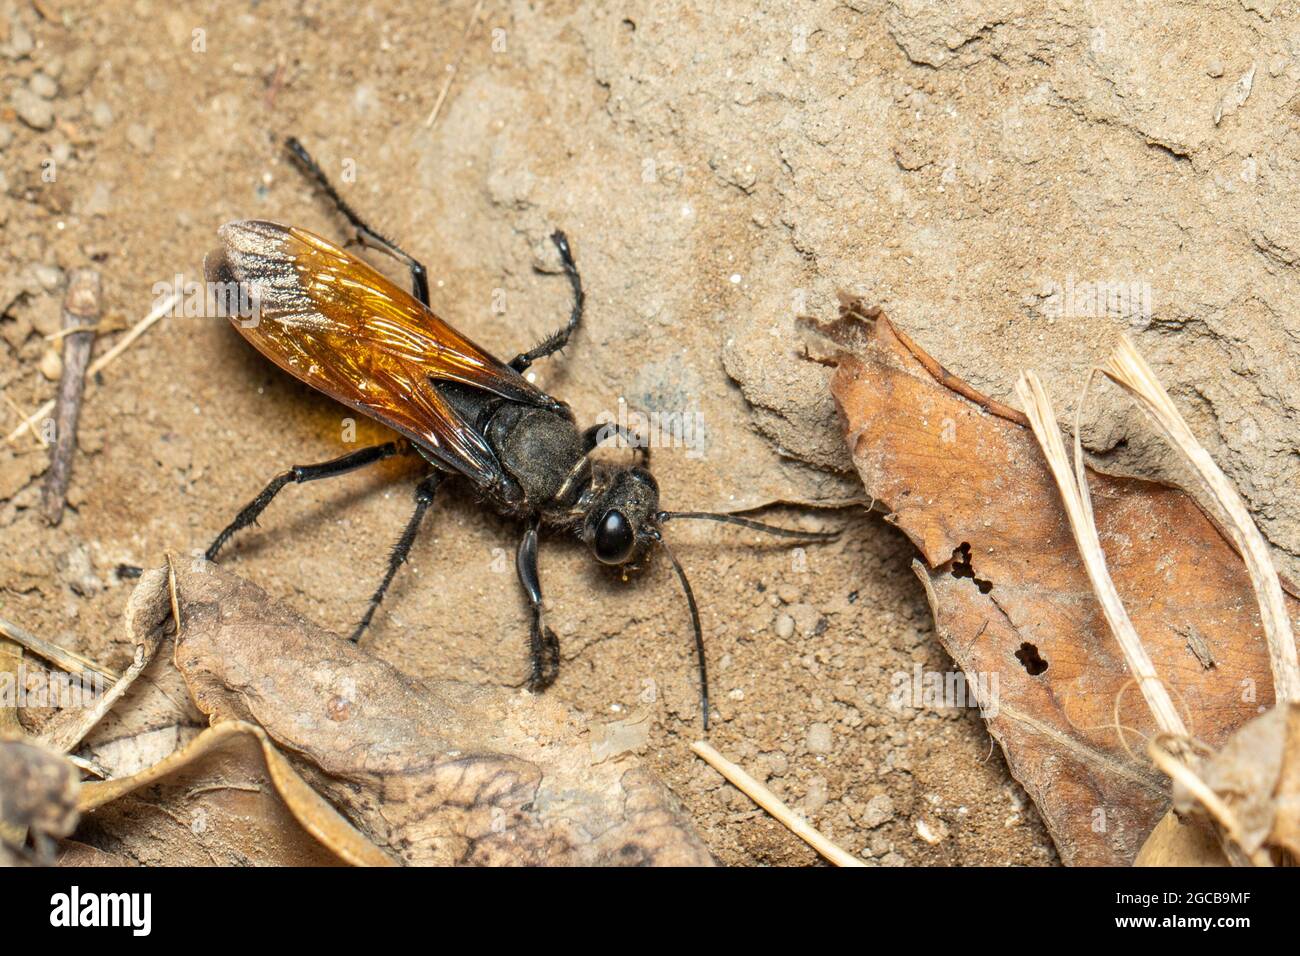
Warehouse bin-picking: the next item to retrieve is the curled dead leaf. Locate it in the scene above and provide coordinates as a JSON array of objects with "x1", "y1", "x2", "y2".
[
  {"x1": 820, "y1": 300, "x2": 1297, "y2": 865},
  {"x1": 124, "y1": 564, "x2": 713, "y2": 866}
]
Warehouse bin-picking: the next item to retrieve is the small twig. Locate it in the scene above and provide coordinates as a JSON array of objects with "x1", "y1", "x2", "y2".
[
  {"x1": 1148, "y1": 735, "x2": 1268, "y2": 866},
  {"x1": 264, "y1": 54, "x2": 287, "y2": 109},
  {"x1": 1016, "y1": 371, "x2": 1189, "y2": 739},
  {"x1": 0, "y1": 616, "x2": 119, "y2": 683},
  {"x1": 165, "y1": 553, "x2": 182, "y2": 638},
  {"x1": 6, "y1": 292, "x2": 176, "y2": 444},
  {"x1": 424, "y1": 0, "x2": 485, "y2": 129},
  {"x1": 692, "y1": 740, "x2": 866, "y2": 867},
  {"x1": 1101, "y1": 337, "x2": 1300, "y2": 704},
  {"x1": 1, "y1": 390, "x2": 46, "y2": 448},
  {"x1": 44, "y1": 322, "x2": 105, "y2": 342},
  {"x1": 42, "y1": 269, "x2": 101, "y2": 525}
]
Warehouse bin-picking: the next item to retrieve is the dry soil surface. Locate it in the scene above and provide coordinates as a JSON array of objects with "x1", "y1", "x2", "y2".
[{"x1": 7, "y1": 0, "x2": 1295, "y2": 866}]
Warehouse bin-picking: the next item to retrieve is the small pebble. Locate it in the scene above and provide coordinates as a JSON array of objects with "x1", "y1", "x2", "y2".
[
  {"x1": 6, "y1": 22, "x2": 34, "y2": 59},
  {"x1": 915, "y1": 817, "x2": 949, "y2": 845},
  {"x1": 91, "y1": 101, "x2": 113, "y2": 129},
  {"x1": 33, "y1": 263, "x2": 63, "y2": 291},
  {"x1": 1208, "y1": 59, "x2": 1224, "y2": 78},
  {"x1": 789, "y1": 602, "x2": 825, "y2": 636},
  {"x1": 806, "y1": 721, "x2": 833, "y2": 754},
  {"x1": 79, "y1": 181, "x2": 112, "y2": 217},
  {"x1": 0, "y1": 123, "x2": 13, "y2": 150},
  {"x1": 61, "y1": 46, "x2": 99, "y2": 95},
  {"x1": 29, "y1": 72, "x2": 58, "y2": 99},
  {"x1": 803, "y1": 775, "x2": 828, "y2": 813},
  {"x1": 12, "y1": 88, "x2": 54, "y2": 130},
  {"x1": 126, "y1": 123, "x2": 155, "y2": 154},
  {"x1": 773, "y1": 613, "x2": 795, "y2": 639},
  {"x1": 39, "y1": 349, "x2": 62, "y2": 381},
  {"x1": 862, "y1": 793, "x2": 895, "y2": 828},
  {"x1": 776, "y1": 582, "x2": 800, "y2": 604}
]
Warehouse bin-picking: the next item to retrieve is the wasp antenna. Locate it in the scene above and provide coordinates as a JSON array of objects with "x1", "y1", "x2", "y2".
[
  {"x1": 657, "y1": 511, "x2": 840, "y2": 541},
  {"x1": 654, "y1": 533, "x2": 710, "y2": 732}
]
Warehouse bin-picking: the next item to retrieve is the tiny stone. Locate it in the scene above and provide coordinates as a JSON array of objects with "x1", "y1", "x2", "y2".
[
  {"x1": 126, "y1": 123, "x2": 154, "y2": 154},
  {"x1": 776, "y1": 582, "x2": 800, "y2": 603},
  {"x1": 39, "y1": 349, "x2": 62, "y2": 381},
  {"x1": 789, "y1": 602, "x2": 825, "y2": 636},
  {"x1": 90, "y1": 101, "x2": 113, "y2": 128},
  {"x1": 806, "y1": 721, "x2": 833, "y2": 754},
  {"x1": 12, "y1": 87, "x2": 54, "y2": 130},
  {"x1": 6, "y1": 22, "x2": 34, "y2": 59},
  {"x1": 773, "y1": 613, "x2": 795, "y2": 639},
  {"x1": 60, "y1": 46, "x2": 99, "y2": 95},
  {"x1": 0, "y1": 123, "x2": 12, "y2": 150},
  {"x1": 1207, "y1": 59, "x2": 1224, "y2": 77},
  {"x1": 915, "y1": 816, "x2": 949, "y2": 845},
  {"x1": 863, "y1": 793, "x2": 895, "y2": 828},
  {"x1": 33, "y1": 264, "x2": 62, "y2": 291},
  {"x1": 803, "y1": 775, "x2": 828, "y2": 813},
  {"x1": 29, "y1": 72, "x2": 58, "y2": 99},
  {"x1": 79, "y1": 181, "x2": 112, "y2": 217}
]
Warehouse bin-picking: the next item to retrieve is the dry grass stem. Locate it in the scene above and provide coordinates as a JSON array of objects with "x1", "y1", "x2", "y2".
[
  {"x1": 692, "y1": 740, "x2": 866, "y2": 867},
  {"x1": 6, "y1": 292, "x2": 177, "y2": 444},
  {"x1": 1101, "y1": 337, "x2": 1299, "y2": 704},
  {"x1": 1016, "y1": 371, "x2": 1189, "y2": 738}
]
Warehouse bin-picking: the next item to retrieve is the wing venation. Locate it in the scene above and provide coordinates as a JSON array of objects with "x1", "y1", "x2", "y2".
[{"x1": 206, "y1": 219, "x2": 555, "y2": 489}]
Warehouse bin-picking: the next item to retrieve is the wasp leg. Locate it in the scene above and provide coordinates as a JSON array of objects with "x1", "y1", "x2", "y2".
[
  {"x1": 206, "y1": 442, "x2": 403, "y2": 563},
  {"x1": 284, "y1": 136, "x2": 430, "y2": 306},
  {"x1": 516, "y1": 520, "x2": 560, "y2": 691},
  {"x1": 581, "y1": 422, "x2": 650, "y2": 467},
  {"x1": 510, "y1": 231, "x2": 585, "y2": 373},
  {"x1": 349, "y1": 471, "x2": 441, "y2": 643}
]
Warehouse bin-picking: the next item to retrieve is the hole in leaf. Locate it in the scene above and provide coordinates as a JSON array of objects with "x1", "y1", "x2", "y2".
[
  {"x1": 1015, "y1": 642, "x2": 1048, "y2": 676},
  {"x1": 950, "y1": 542, "x2": 994, "y2": 594}
]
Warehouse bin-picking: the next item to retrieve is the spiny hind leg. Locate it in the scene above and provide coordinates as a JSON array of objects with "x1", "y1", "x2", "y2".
[
  {"x1": 284, "y1": 136, "x2": 430, "y2": 306},
  {"x1": 206, "y1": 441, "x2": 403, "y2": 563},
  {"x1": 349, "y1": 470, "x2": 442, "y2": 643}
]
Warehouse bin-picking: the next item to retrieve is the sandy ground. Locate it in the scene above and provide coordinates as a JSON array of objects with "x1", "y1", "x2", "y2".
[{"x1": 9, "y1": 0, "x2": 1294, "y2": 866}]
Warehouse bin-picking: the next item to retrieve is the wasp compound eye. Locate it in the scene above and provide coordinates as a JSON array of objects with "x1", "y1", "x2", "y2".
[{"x1": 593, "y1": 509, "x2": 635, "y2": 564}]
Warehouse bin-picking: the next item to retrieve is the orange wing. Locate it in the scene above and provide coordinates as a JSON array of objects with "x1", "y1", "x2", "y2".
[{"x1": 204, "y1": 219, "x2": 557, "y2": 490}]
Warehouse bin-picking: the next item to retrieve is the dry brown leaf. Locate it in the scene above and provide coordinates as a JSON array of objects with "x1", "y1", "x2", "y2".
[
  {"x1": 1270, "y1": 703, "x2": 1300, "y2": 857},
  {"x1": 1, "y1": 640, "x2": 30, "y2": 851},
  {"x1": 1152, "y1": 701, "x2": 1300, "y2": 864},
  {"x1": 54, "y1": 840, "x2": 137, "y2": 866},
  {"x1": 0, "y1": 639, "x2": 21, "y2": 739},
  {"x1": 77, "y1": 635, "x2": 206, "y2": 778},
  {"x1": 0, "y1": 738, "x2": 80, "y2": 862},
  {"x1": 1133, "y1": 810, "x2": 1228, "y2": 866},
  {"x1": 821, "y1": 300, "x2": 1298, "y2": 865},
  {"x1": 79, "y1": 720, "x2": 394, "y2": 867},
  {"x1": 124, "y1": 564, "x2": 713, "y2": 866}
]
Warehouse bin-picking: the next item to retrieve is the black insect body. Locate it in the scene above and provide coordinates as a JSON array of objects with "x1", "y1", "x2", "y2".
[{"x1": 202, "y1": 137, "x2": 836, "y2": 729}]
